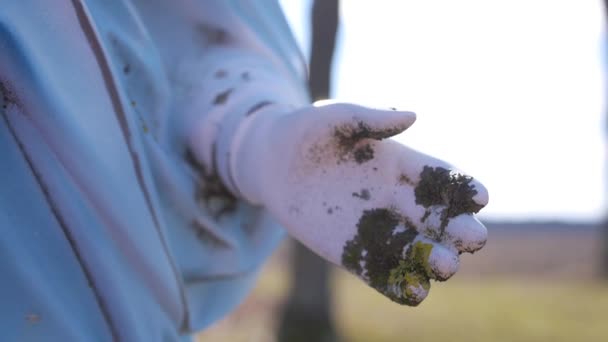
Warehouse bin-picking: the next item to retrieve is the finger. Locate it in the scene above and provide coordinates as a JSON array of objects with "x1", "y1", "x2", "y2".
[
  {"x1": 441, "y1": 214, "x2": 488, "y2": 254},
  {"x1": 402, "y1": 237, "x2": 460, "y2": 281},
  {"x1": 425, "y1": 239, "x2": 460, "y2": 281},
  {"x1": 384, "y1": 236, "x2": 458, "y2": 305},
  {"x1": 391, "y1": 273, "x2": 430, "y2": 306},
  {"x1": 396, "y1": 144, "x2": 488, "y2": 211},
  {"x1": 391, "y1": 172, "x2": 487, "y2": 256},
  {"x1": 318, "y1": 102, "x2": 417, "y2": 141},
  {"x1": 388, "y1": 238, "x2": 459, "y2": 305},
  {"x1": 390, "y1": 182, "x2": 446, "y2": 241},
  {"x1": 471, "y1": 180, "x2": 489, "y2": 207}
]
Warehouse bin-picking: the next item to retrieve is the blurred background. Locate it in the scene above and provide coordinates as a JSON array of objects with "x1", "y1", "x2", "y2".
[{"x1": 198, "y1": 1, "x2": 608, "y2": 341}]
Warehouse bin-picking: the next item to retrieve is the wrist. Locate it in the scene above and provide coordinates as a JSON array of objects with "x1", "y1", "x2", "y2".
[
  {"x1": 228, "y1": 103, "x2": 295, "y2": 205},
  {"x1": 185, "y1": 48, "x2": 308, "y2": 204}
]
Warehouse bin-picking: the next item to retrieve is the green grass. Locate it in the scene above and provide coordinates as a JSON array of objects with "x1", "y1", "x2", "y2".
[
  {"x1": 334, "y1": 273, "x2": 608, "y2": 342},
  {"x1": 199, "y1": 266, "x2": 608, "y2": 342},
  {"x1": 199, "y1": 228, "x2": 606, "y2": 341}
]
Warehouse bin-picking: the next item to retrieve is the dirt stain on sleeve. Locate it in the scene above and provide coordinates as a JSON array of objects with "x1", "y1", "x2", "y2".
[
  {"x1": 214, "y1": 69, "x2": 228, "y2": 79},
  {"x1": 0, "y1": 80, "x2": 21, "y2": 110},
  {"x1": 213, "y1": 88, "x2": 234, "y2": 105},
  {"x1": 184, "y1": 148, "x2": 237, "y2": 219}
]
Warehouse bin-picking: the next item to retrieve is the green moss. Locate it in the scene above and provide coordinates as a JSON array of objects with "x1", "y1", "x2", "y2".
[
  {"x1": 388, "y1": 260, "x2": 408, "y2": 285},
  {"x1": 342, "y1": 209, "x2": 426, "y2": 305},
  {"x1": 403, "y1": 272, "x2": 431, "y2": 301},
  {"x1": 411, "y1": 241, "x2": 434, "y2": 277},
  {"x1": 386, "y1": 242, "x2": 433, "y2": 304},
  {"x1": 388, "y1": 242, "x2": 433, "y2": 285},
  {"x1": 405, "y1": 273, "x2": 430, "y2": 291}
]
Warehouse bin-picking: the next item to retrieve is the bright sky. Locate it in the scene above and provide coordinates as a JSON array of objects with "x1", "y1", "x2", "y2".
[{"x1": 280, "y1": 0, "x2": 607, "y2": 223}]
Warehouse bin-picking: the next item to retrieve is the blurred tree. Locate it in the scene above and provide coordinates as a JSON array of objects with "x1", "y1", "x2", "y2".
[
  {"x1": 276, "y1": 0, "x2": 342, "y2": 341},
  {"x1": 277, "y1": 242, "x2": 339, "y2": 342},
  {"x1": 603, "y1": 0, "x2": 608, "y2": 279},
  {"x1": 307, "y1": 0, "x2": 339, "y2": 102}
]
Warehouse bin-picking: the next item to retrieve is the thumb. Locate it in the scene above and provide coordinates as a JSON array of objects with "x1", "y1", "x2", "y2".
[{"x1": 316, "y1": 102, "x2": 417, "y2": 141}]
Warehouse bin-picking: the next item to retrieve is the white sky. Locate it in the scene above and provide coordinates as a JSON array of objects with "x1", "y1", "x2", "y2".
[{"x1": 280, "y1": 0, "x2": 606, "y2": 223}]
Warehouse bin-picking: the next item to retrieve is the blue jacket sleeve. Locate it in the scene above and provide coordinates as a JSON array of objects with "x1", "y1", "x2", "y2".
[{"x1": 0, "y1": 0, "x2": 309, "y2": 339}]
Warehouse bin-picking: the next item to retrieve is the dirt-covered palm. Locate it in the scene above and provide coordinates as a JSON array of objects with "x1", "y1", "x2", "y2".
[{"x1": 231, "y1": 102, "x2": 489, "y2": 305}]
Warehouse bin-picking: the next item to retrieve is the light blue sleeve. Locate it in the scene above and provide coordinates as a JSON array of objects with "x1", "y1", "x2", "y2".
[
  {"x1": 0, "y1": 0, "x2": 308, "y2": 340},
  {"x1": 0, "y1": 1, "x2": 189, "y2": 340},
  {"x1": 0, "y1": 108, "x2": 114, "y2": 342}
]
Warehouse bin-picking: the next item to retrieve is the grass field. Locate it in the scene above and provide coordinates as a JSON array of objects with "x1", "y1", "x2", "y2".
[
  {"x1": 198, "y1": 226, "x2": 608, "y2": 342},
  {"x1": 334, "y1": 276, "x2": 608, "y2": 342}
]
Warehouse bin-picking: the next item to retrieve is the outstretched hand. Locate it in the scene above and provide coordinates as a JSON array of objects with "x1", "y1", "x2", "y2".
[{"x1": 231, "y1": 102, "x2": 488, "y2": 305}]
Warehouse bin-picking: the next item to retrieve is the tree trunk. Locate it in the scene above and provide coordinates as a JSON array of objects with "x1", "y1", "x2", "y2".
[
  {"x1": 277, "y1": 1, "x2": 341, "y2": 341},
  {"x1": 307, "y1": 0, "x2": 339, "y2": 101},
  {"x1": 602, "y1": 0, "x2": 608, "y2": 279},
  {"x1": 277, "y1": 241, "x2": 339, "y2": 342}
]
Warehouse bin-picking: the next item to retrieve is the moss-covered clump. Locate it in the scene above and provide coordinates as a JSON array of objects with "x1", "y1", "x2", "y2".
[
  {"x1": 342, "y1": 208, "x2": 434, "y2": 305},
  {"x1": 387, "y1": 242, "x2": 434, "y2": 304}
]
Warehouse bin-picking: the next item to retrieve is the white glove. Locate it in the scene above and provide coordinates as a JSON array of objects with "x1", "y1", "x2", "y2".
[{"x1": 228, "y1": 102, "x2": 489, "y2": 305}]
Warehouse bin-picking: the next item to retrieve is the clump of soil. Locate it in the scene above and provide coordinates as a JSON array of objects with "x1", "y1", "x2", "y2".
[
  {"x1": 415, "y1": 166, "x2": 483, "y2": 216},
  {"x1": 414, "y1": 166, "x2": 483, "y2": 232}
]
